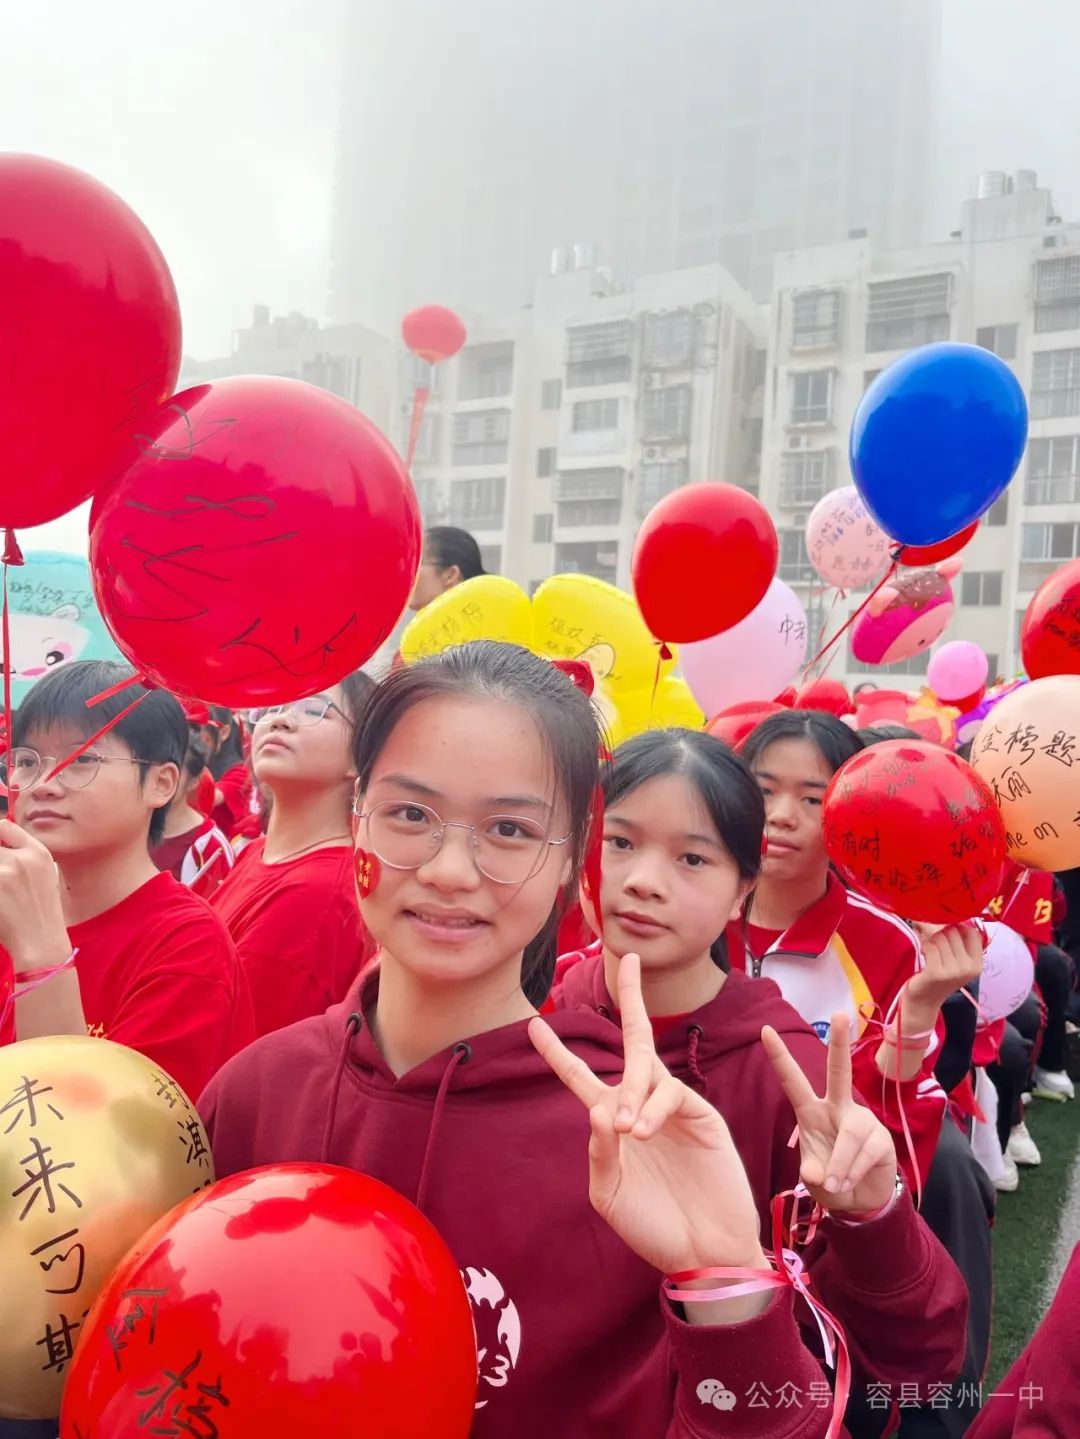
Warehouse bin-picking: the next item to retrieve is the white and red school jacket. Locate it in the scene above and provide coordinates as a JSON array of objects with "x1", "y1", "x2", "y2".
[
  {"x1": 180, "y1": 819, "x2": 235, "y2": 901},
  {"x1": 727, "y1": 872, "x2": 947, "y2": 1194}
]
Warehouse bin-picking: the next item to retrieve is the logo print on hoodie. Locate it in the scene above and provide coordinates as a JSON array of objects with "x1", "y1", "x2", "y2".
[{"x1": 462, "y1": 1265, "x2": 521, "y2": 1408}]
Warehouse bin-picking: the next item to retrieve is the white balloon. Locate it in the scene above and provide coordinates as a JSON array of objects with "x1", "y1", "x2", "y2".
[
  {"x1": 681, "y1": 578, "x2": 808, "y2": 716},
  {"x1": 978, "y1": 921, "x2": 1035, "y2": 1023}
]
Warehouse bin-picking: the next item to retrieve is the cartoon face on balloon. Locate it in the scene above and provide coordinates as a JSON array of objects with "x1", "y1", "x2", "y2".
[{"x1": 851, "y1": 563, "x2": 959, "y2": 666}]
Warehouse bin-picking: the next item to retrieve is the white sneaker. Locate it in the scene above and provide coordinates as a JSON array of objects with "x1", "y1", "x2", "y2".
[
  {"x1": 1007, "y1": 1122, "x2": 1042, "y2": 1167},
  {"x1": 1021, "y1": 1090, "x2": 1033, "y2": 1107},
  {"x1": 1033, "y1": 1067, "x2": 1075, "y2": 1102},
  {"x1": 994, "y1": 1151, "x2": 1020, "y2": 1192}
]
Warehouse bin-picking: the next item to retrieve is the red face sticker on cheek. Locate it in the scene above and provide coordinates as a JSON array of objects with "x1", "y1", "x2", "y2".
[{"x1": 354, "y1": 848, "x2": 381, "y2": 898}]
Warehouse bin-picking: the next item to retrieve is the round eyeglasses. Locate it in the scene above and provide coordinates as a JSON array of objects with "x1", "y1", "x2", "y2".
[
  {"x1": 0, "y1": 748, "x2": 146, "y2": 794},
  {"x1": 250, "y1": 698, "x2": 347, "y2": 729},
  {"x1": 354, "y1": 799, "x2": 569, "y2": 885}
]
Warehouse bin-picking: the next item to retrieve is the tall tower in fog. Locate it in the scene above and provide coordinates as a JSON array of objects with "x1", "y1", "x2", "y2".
[{"x1": 330, "y1": 0, "x2": 941, "y2": 328}]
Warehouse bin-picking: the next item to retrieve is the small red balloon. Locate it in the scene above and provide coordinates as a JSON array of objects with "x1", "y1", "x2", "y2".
[
  {"x1": 895, "y1": 522, "x2": 978, "y2": 567},
  {"x1": 90, "y1": 376, "x2": 421, "y2": 707},
  {"x1": 0, "y1": 154, "x2": 182, "y2": 529},
  {"x1": 61, "y1": 1165, "x2": 477, "y2": 1439},
  {"x1": 823, "y1": 740, "x2": 1006, "y2": 922},
  {"x1": 402, "y1": 305, "x2": 467, "y2": 364},
  {"x1": 795, "y1": 677, "x2": 854, "y2": 717},
  {"x1": 631, "y1": 483, "x2": 778, "y2": 643},
  {"x1": 707, "y1": 700, "x2": 782, "y2": 749},
  {"x1": 1020, "y1": 557, "x2": 1080, "y2": 680}
]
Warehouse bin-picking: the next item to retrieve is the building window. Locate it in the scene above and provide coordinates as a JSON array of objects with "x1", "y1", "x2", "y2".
[
  {"x1": 1026, "y1": 435, "x2": 1080, "y2": 504},
  {"x1": 641, "y1": 384, "x2": 692, "y2": 439},
  {"x1": 1030, "y1": 348, "x2": 1080, "y2": 419},
  {"x1": 537, "y1": 447, "x2": 557, "y2": 478},
  {"x1": 1021, "y1": 521, "x2": 1080, "y2": 561},
  {"x1": 451, "y1": 409, "x2": 510, "y2": 466},
  {"x1": 1034, "y1": 256, "x2": 1080, "y2": 333},
  {"x1": 642, "y1": 309, "x2": 694, "y2": 367},
  {"x1": 458, "y1": 344, "x2": 514, "y2": 400},
  {"x1": 556, "y1": 498, "x2": 623, "y2": 527},
  {"x1": 410, "y1": 355, "x2": 440, "y2": 394},
  {"x1": 448, "y1": 476, "x2": 506, "y2": 530},
  {"x1": 556, "y1": 468, "x2": 624, "y2": 502},
  {"x1": 479, "y1": 545, "x2": 502, "y2": 572},
  {"x1": 848, "y1": 648, "x2": 931, "y2": 677},
  {"x1": 572, "y1": 398, "x2": 620, "y2": 432},
  {"x1": 533, "y1": 513, "x2": 553, "y2": 543},
  {"x1": 865, "y1": 273, "x2": 951, "y2": 352},
  {"x1": 975, "y1": 324, "x2": 1018, "y2": 359},
  {"x1": 567, "y1": 355, "x2": 632, "y2": 388},
  {"x1": 791, "y1": 289, "x2": 841, "y2": 349},
  {"x1": 777, "y1": 528, "x2": 816, "y2": 583},
  {"x1": 985, "y1": 653, "x2": 1000, "y2": 681},
  {"x1": 541, "y1": 378, "x2": 563, "y2": 410},
  {"x1": 789, "y1": 371, "x2": 832, "y2": 425},
  {"x1": 863, "y1": 369, "x2": 882, "y2": 392},
  {"x1": 566, "y1": 320, "x2": 633, "y2": 364},
  {"x1": 637, "y1": 460, "x2": 688, "y2": 516},
  {"x1": 780, "y1": 450, "x2": 834, "y2": 505},
  {"x1": 983, "y1": 493, "x2": 1009, "y2": 526},
  {"x1": 412, "y1": 476, "x2": 442, "y2": 520},
  {"x1": 554, "y1": 540, "x2": 619, "y2": 586},
  {"x1": 960, "y1": 571, "x2": 1003, "y2": 607},
  {"x1": 406, "y1": 413, "x2": 441, "y2": 464}
]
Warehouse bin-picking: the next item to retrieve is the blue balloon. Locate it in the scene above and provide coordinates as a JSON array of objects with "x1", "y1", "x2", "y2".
[{"x1": 850, "y1": 342, "x2": 1028, "y2": 547}]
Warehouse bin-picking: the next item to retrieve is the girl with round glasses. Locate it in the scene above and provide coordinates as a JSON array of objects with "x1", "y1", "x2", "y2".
[
  {"x1": 202, "y1": 642, "x2": 877, "y2": 1438},
  {"x1": 210, "y1": 675, "x2": 377, "y2": 1040}
]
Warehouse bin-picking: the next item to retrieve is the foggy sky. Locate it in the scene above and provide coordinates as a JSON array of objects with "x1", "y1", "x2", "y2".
[{"x1": 5, "y1": 0, "x2": 1079, "y2": 553}]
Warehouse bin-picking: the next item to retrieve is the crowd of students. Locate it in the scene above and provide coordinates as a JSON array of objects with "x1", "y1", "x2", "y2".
[{"x1": 1, "y1": 624, "x2": 1077, "y2": 1436}]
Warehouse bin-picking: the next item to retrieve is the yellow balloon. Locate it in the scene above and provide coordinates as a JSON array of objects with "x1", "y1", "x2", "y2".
[
  {"x1": 970, "y1": 674, "x2": 1080, "y2": 871},
  {"x1": 603, "y1": 676, "x2": 706, "y2": 747},
  {"x1": 399, "y1": 575, "x2": 533, "y2": 663},
  {"x1": 0, "y1": 1037, "x2": 213, "y2": 1419},
  {"x1": 531, "y1": 574, "x2": 675, "y2": 696}
]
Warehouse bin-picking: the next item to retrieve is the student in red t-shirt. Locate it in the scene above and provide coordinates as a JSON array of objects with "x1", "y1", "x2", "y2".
[
  {"x1": 0, "y1": 661, "x2": 254, "y2": 1104},
  {"x1": 210, "y1": 673, "x2": 376, "y2": 1038},
  {"x1": 151, "y1": 726, "x2": 235, "y2": 900}
]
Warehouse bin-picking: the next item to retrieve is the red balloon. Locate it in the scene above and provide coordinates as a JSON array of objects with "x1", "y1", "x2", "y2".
[
  {"x1": 631, "y1": 483, "x2": 778, "y2": 643},
  {"x1": 0, "y1": 154, "x2": 181, "y2": 529},
  {"x1": 402, "y1": 305, "x2": 467, "y2": 364},
  {"x1": 90, "y1": 376, "x2": 421, "y2": 707},
  {"x1": 61, "y1": 1165, "x2": 477, "y2": 1439},
  {"x1": 1020, "y1": 557, "x2": 1080, "y2": 680},
  {"x1": 795, "y1": 677, "x2": 854, "y2": 717},
  {"x1": 823, "y1": 740, "x2": 1006, "y2": 922},
  {"x1": 895, "y1": 522, "x2": 978, "y2": 567},
  {"x1": 707, "y1": 700, "x2": 782, "y2": 749}
]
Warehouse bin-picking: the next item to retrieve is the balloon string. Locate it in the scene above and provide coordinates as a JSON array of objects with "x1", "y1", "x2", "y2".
[
  {"x1": 1, "y1": 531, "x2": 25, "y2": 823},
  {"x1": 800, "y1": 560, "x2": 899, "y2": 680},
  {"x1": 42, "y1": 692, "x2": 150, "y2": 787},
  {"x1": 85, "y1": 671, "x2": 148, "y2": 707},
  {"x1": 405, "y1": 385, "x2": 430, "y2": 470}
]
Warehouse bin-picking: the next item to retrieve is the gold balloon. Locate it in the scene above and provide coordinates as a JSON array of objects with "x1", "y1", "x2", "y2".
[{"x1": 0, "y1": 1036, "x2": 213, "y2": 1419}]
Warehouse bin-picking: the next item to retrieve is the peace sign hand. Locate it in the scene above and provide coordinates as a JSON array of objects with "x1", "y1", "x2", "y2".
[
  {"x1": 761, "y1": 1014, "x2": 897, "y2": 1217},
  {"x1": 528, "y1": 952, "x2": 764, "y2": 1279}
]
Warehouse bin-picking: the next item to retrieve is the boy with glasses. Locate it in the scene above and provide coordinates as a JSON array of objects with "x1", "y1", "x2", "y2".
[
  {"x1": 210, "y1": 673, "x2": 376, "y2": 1038},
  {"x1": 0, "y1": 661, "x2": 254, "y2": 1102}
]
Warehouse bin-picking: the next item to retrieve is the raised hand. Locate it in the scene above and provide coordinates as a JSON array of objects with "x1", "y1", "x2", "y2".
[
  {"x1": 528, "y1": 952, "x2": 765, "y2": 1281},
  {"x1": 761, "y1": 1013, "x2": 897, "y2": 1217},
  {"x1": 905, "y1": 921, "x2": 984, "y2": 1023}
]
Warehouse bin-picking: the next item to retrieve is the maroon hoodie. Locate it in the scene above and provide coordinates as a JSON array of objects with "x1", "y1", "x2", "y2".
[
  {"x1": 550, "y1": 953, "x2": 968, "y2": 1392},
  {"x1": 966, "y1": 1242, "x2": 1080, "y2": 1437},
  {"x1": 200, "y1": 972, "x2": 835, "y2": 1439}
]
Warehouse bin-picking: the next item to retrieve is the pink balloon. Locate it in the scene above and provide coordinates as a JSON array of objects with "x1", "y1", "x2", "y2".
[
  {"x1": 850, "y1": 567, "x2": 956, "y2": 665},
  {"x1": 979, "y1": 922, "x2": 1035, "y2": 1023},
  {"x1": 928, "y1": 640, "x2": 989, "y2": 702},
  {"x1": 805, "y1": 486, "x2": 892, "y2": 590},
  {"x1": 681, "y1": 579, "x2": 808, "y2": 714}
]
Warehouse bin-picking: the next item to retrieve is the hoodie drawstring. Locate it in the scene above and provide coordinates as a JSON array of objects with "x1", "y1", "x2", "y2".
[
  {"x1": 416, "y1": 1041, "x2": 471, "y2": 1213},
  {"x1": 686, "y1": 1024, "x2": 706, "y2": 1093},
  {"x1": 322, "y1": 1011, "x2": 363, "y2": 1163}
]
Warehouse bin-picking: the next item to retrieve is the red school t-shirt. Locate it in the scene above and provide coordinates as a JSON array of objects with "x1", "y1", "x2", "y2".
[
  {"x1": 210, "y1": 839, "x2": 374, "y2": 1039},
  {"x1": 0, "y1": 872, "x2": 255, "y2": 1104}
]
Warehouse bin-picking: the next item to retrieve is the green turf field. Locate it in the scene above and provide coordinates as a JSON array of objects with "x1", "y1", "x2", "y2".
[{"x1": 987, "y1": 1096, "x2": 1080, "y2": 1389}]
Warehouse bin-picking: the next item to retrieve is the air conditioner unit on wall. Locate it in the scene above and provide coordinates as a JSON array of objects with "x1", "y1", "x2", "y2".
[
  {"x1": 787, "y1": 436, "x2": 804, "y2": 449},
  {"x1": 644, "y1": 446, "x2": 661, "y2": 461}
]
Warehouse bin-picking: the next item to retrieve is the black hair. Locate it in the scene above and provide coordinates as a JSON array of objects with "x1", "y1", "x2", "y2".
[
  {"x1": 857, "y1": 723, "x2": 922, "y2": 746},
  {"x1": 338, "y1": 669, "x2": 377, "y2": 727},
  {"x1": 354, "y1": 642, "x2": 599, "y2": 1005},
  {"x1": 602, "y1": 729, "x2": 764, "y2": 969},
  {"x1": 13, "y1": 661, "x2": 186, "y2": 845},
  {"x1": 182, "y1": 731, "x2": 212, "y2": 783},
  {"x1": 425, "y1": 526, "x2": 486, "y2": 582},
  {"x1": 208, "y1": 705, "x2": 244, "y2": 780},
  {"x1": 740, "y1": 709, "x2": 864, "y2": 777}
]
